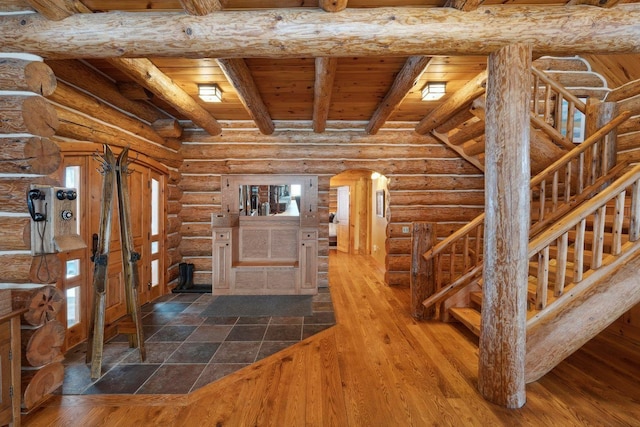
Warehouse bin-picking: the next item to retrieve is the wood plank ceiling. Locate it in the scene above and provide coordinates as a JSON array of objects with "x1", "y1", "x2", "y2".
[{"x1": 10, "y1": 0, "x2": 640, "y2": 135}]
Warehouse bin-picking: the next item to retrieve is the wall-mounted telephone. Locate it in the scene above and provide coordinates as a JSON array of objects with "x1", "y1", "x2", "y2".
[
  {"x1": 27, "y1": 188, "x2": 47, "y2": 222},
  {"x1": 28, "y1": 184, "x2": 86, "y2": 255}
]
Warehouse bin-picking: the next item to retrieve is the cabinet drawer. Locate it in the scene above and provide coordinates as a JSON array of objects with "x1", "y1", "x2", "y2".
[
  {"x1": 301, "y1": 230, "x2": 317, "y2": 240},
  {"x1": 215, "y1": 231, "x2": 231, "y2": 240}
]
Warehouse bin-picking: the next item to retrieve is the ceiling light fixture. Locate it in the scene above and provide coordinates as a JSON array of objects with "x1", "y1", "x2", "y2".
[
  {"x1": 198, "y1": 84, "x2": 222, "y2": 103},
  {"x1": 421, "y1": 82, "x2": 446, "y2": 101}
]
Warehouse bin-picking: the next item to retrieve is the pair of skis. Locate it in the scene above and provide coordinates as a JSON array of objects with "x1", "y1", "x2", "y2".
[{"x1": 87, "y1": 145, "x2": 145, "y2": 379}]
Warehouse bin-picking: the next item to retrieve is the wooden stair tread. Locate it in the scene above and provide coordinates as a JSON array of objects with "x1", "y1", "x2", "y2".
[{"x1": 449, "y1": 307, "x2": 482, "y2": 337}]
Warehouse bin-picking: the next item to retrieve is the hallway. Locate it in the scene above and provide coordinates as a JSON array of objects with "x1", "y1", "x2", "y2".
[{"x1": 25, "y1": 252, "x2": 640, "y2": 426}]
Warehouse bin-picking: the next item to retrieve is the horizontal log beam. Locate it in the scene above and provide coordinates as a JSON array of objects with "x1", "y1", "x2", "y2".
[
  {"x1": 366, "y1": 56, "x2": 432, "y2": 135},
  {"x1": 181, "y1": 129, "x2": 441, "y2": 144},
  {"x1": 313, "y1": 57, "x2": 337, "y2": 134},
  {"x1": 54, "y1": 106, "x2": 183, "y2": 168},
  {"x1": 48, "y1": 81, "x2": 168, "y2": 146},
  {"x1": 0, "y1": 253, "x2": 60, "y2": 284},
  {"x1": 2, "y1": 6, "x2": 640, "y2": 58},
  {"x1": 180, "y1": 158, "x2": 481, "y2": 175},
  {"x1": 606, "y1": 78, "x2": 640, "y2": 102},
  {"x1": 0, "y1": 58, "x2": 57, "y2": 96},
  {"x1": 0, "y1": 217, "x2": 30, "y2": 251},
  {"x1": 109, "y1": 58, "x2": 222, "y2": 135},
  {"x1": 179, "y1": 0, "x2": 223, "y2": 15},
  {"x1": 216, "y1": 58, "x2": 274, "y2": 135},
  {"x1": 180, "y1": 142, "x2": 458, "y2": 160},
  {"x1": 0, "y1": 95, "x2": 58, "y2": 137},
  {"x1": 319, "y1": 0, "x2": 348, "y2": 12},
  {"x1": 46, "y1": 59, "x2": 169, "y2": 123},
  {"x1": 0, "y1": 136, "x2": 61, "y2": 175},
  {"x1": 25, "y1": 0, "x2": 92, "y2": 21},
  {"x1": 416, "y1": 70, "x2": 487, "y2": 135}
]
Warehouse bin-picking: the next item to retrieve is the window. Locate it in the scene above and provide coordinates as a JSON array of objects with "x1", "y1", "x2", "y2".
[
  {"x1": 66, "y1": 259, "x2": 80, "y2": 279},
  {"x1": 66, "y1": 286, "x2": 80, "y2": 327},
  {"x1": 65, "y1": 166, "x2": 81, "y2": 234},
  {"x1": 151, "y1": 178, "x2": 160, "y2": 235}
]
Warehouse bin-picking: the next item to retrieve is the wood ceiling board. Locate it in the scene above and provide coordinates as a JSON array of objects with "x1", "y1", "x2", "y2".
[{"x1": 586, "y1": 54, "x2": 640, "y2": 88}]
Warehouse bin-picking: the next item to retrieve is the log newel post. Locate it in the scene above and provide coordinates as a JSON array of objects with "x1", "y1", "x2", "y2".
[
  {"x1": 478, "y1": 43, "x2": 531, "y2": 408},
  {"x1": 410, "y1": 222, "x2": 436, "y2": 319}
]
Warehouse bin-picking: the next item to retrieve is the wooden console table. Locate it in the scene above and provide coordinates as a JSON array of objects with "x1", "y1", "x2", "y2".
[{"x1": 212, "y1": 175, "x2": 318, "y2": 295}]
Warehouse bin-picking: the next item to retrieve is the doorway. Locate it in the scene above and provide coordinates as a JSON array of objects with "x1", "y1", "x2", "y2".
[
  {"x1": 56, "y1": 146, "x2": 167, "y2": 351},
  {"x1": 336, "y1": 186, "x2": 350, "y2": 253},
  {"x1": 329, "y1": 170, "x2": 388, "y2": 266}
]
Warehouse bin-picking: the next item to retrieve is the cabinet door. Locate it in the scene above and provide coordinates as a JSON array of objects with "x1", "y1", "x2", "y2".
[
  {"x1": 213, "y1": 241, "x2": 231, "y2": 290},
  {"x1": 0, "y1": 323, "x2": 12, "y2": 425},
  {"x1": 300, "y1": 239, "x2": 317, "y2": 290}
]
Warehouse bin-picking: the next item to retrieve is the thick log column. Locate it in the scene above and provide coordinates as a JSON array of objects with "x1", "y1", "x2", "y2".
[
  {"x1": 478, "y1": 43, "x2": 531, "y2": 408},
  {"x1": 411, "y1": 222, "x2": 435, "y2": 319}
]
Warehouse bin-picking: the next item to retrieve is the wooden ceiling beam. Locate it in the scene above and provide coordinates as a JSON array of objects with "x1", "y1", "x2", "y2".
[
  {"x1": 25, "y1": 0, "x2": 91, "y2": 21},
  {"x1": 415, "y1": 70, "x2": 487, "y2": 135},
  {"x1": 443, "y1": 0, "x2": 485, "y2": 12},
  {"x1": 566, "y1": 0, "x2": 620, "y2": 7},
  {"x1": 109, "y1": 58, "x2": 222, "y2": 136},
  {"x1": 3, "y1": 6, "x2": 640, "y2": 58},
  {"x1": 216, "y1": 58, "x2": 274, "y2": 135},
  {"x1": 179, "y1": 0, "x2": 224, "y2": 16},
  {"x1": 46, "y1": 59, "x2": 169, "y2": 124},
  {"x1": 313, "y1": 57, "x2": 337, "y2": 133},
  {"x1": 366, "y1": 56, "x2": 432, "y2": 135},
  {"x1": 319, "y1": 0, "x2": 348, "y2": 12}
]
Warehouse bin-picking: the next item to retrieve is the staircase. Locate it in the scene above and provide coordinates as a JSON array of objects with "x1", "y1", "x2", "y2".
[
  {"x1": 417, "y1": 59, "x2": 639, "y2": 383},
  {"x1": 431, "y1": 56, "x2": 610, "y2": 176}
]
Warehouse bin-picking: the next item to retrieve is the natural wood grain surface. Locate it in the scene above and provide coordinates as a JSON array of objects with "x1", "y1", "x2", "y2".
[
  {"x1": 479, "y1": 43, "x2": 531, "y2": 408},
  {"x1": 22, "y1": 252, "x2": 640, "y2": 426}
]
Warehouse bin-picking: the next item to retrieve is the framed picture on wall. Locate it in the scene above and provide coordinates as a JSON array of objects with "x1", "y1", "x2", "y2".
[{"x1": 376, "y1": 190, "x2": 385, "y2": 217}]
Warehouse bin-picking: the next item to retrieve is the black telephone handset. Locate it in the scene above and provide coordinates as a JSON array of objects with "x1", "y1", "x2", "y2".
[{"x1": 27, "y1": 189, "x2": 46, "y2": 222}]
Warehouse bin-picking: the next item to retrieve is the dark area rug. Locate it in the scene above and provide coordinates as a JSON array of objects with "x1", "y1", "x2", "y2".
[{"x1": 201, "y1": 295, "x2": 314, "y2": 317}]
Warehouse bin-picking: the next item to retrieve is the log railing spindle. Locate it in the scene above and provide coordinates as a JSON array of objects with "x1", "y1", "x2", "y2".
[{"x1": 630, "y1": 180, "x2": 640, "y2": 242}]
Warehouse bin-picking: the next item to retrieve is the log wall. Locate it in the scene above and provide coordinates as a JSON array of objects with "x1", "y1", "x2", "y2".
[
  {"x1": 0, "y1": 53, "x2": 62, "y2": 286},
  {"x1": 179, "y1": 127, "x2": 484, "y2": 286}
]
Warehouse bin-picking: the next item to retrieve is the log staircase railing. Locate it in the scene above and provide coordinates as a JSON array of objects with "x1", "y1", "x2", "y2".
[
  {"x1": 527, "y1": 163, "x2": 640, "y2": 315},
  {"x1": 431, "y1": 66, "x2": 592, "y2": 173},
  {"x1": 530, "y1": 67, "x2": 587, "y2": 151},
  {"x1": 421, "y1": 111, "x2": 631, "y2": 311}
]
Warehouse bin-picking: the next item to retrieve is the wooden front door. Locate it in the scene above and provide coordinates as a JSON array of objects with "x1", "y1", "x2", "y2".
[
  {"x1": 57, "y1": 149, "x2": 166, "y2": 351},
  {"x1": 336, "y1": 186, "x2": 350, "y2": 253}
]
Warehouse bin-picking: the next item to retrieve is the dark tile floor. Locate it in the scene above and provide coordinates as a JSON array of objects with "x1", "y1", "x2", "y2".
[{"x1": 58, "y1": 288, "x2": 335, "y2": 395}]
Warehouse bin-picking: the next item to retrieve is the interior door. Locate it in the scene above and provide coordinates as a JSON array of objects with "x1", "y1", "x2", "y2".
[{"x1": 336, "y1": 185, "x2": 350, "y2": 253}]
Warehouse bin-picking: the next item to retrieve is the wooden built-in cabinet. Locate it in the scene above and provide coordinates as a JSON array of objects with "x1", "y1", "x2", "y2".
[
  {"x1": 0, "y1": 309, "x2": 24, "y2": 427},
  {"x1": 212, "y1": 175, "x2": 318, "y2": 295},
  {"x1": 300, "y1": 229, "x2": 318, "y2": 291}
]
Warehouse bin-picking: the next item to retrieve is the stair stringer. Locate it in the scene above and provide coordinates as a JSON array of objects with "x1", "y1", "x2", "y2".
[{"x1": 524, "y1": 241, "x2": 640, "y2": 383}]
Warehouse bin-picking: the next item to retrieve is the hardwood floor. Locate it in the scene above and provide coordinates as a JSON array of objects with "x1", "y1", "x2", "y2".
[{"x1": 24, "y1": 252, "x2": 640, "y2": 426}]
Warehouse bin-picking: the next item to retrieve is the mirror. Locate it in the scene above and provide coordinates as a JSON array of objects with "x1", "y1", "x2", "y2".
[{"x1": 238, "y1": 184, "x2": 302, "y2": 216}]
